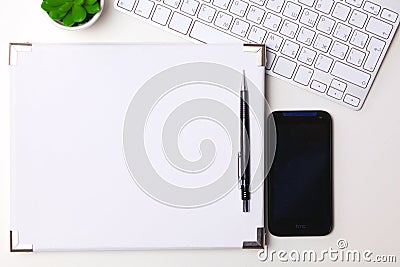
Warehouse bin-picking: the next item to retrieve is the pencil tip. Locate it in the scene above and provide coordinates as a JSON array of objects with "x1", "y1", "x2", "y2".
[{"x1": 242, "y1": 70, "x2": 248, "y2": 91}]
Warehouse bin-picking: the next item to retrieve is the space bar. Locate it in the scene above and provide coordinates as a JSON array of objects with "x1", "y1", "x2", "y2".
[{"x1": 190, "y1": 22, "x2": 242, "y2": 43}]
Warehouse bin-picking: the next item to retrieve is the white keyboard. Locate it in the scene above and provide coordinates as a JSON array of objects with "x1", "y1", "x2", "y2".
[{"x1": 114, "y1": 0, "x2": 400, "y2": 110}]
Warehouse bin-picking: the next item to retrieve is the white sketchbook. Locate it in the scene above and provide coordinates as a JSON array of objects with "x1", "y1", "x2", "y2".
[{"x1": 10, "y1": 43, "x2": 266, "y2": 251}]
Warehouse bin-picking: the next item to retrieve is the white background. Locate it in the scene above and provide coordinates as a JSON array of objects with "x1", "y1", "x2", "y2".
[{"x1": 1, "y1": 0, "x2": 400, "y2": 266}]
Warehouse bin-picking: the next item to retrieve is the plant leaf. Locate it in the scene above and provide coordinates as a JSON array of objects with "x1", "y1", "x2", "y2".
[
  {"x1": 72, "y1": 4, "x2": 87, "y2": 23},
  {"x1": 49, "y1": 9, "x2": 63, "y2": 20},
  {"x1": 62, "y1": 10, "x2": 75, "y2": 26},
  {"x1": 57, "y1": 10, "x2": 69, "y2": 20},
  {"x1": 85, "y1": 0, "x2": 97, "y2": 5},
  {"x1": 74, "y1": 0, "x2": 84, "y2": 5},
  {"x1": 46, "y1": 0, "x2": 73, "y2": 7},
  {"x1": 52, "y1": 2, "x2": 73, "y2": 19},
  {"x1": 58, "y1": 2, "x2": 74, "y2": 12},
  {"x1": 41, "y1": 2, "x2": 52, "y2": 12},
  {"x1": 84, "y1": 2, "x2": 100, "y2": 14}
]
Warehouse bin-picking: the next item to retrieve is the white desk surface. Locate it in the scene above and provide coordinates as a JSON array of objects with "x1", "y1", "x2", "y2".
[{"x1": 1, "y1": 0, "x2": 399, "y2": 266}]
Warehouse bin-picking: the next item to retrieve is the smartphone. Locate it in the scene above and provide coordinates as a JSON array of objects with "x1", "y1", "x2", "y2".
[{"x1": 267, "y1": 111, "x2": 333, "y2": 236}]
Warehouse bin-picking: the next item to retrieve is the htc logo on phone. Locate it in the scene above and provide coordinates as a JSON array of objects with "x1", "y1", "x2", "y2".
[{"x1": 295, "y1": 224, "x2": 308, "y2": 229}]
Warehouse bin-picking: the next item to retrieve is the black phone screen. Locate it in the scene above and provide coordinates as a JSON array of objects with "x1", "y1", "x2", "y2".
[{"x1": 268, "y1": 111, "x2": 332, "y2": 236}]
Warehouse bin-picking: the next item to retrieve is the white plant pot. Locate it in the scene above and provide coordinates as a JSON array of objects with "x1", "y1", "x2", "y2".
[{"x1": 45, "y1": 0, "x2": 104, "y2": 31}]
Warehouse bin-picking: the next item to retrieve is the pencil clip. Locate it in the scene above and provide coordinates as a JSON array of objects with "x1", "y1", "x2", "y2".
[{"x1": 237, "y1": 152, "x2": 241, "y2": 189}]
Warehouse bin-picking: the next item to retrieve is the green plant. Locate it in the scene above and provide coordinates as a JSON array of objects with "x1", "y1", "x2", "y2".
[{"x1": 41, "y1": 0, "x2": 101, "y2": 27}]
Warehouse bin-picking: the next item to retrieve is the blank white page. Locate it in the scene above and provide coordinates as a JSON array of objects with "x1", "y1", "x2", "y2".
[{"x1": 10, "y1": 43, "x2": 265, "y2": 251}]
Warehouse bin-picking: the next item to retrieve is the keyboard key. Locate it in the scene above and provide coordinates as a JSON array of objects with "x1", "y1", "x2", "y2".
[
  {"x1": 315, "y1": 54, "x2": 333, "y2": 72},
  {"x1": 347, "y1": 48, "x2": 365, "y2": 67},
  {"x1": 135, "y1": 0, "x2": 155, "y2": 18},
  {"x1": 247, "y1": 5, "x2": 265, "y2": 24},
  {"x1": 249, "y1": 0, "x2": 265, "y2": 6},
  {"x1": 313, "y1": 34, "x2": 332, "y2": 52},
  {"x1": 274, "y1": 57, "x2": 297, "y2": 79},
  {"x1": 198, "y1": 4, "x2": 216, "y2": 22},
  {"x1": 331, "y1": 62, "x2": 371, "y2": 88},
  {"x1": 248, "y1": 26, "x2": 266, "y2": 43},
  {"x1": 169, "y1": 12, "x2": 192, "y2": 34},
  {"x1": 152, "y1": 5, "x2": 171, "y2": 25},
  {"x1": 299, "y1": 0, "x2": 315, "y2": 7},
  {"x1": 315, "y1": 0, "x2": 334, "y2": 14},
  {"x1": 298, "y1": 47, "x2": 316, "y2": 65},
  {"x1": 265, "y1": 32, "x2": 283, "y2": 51},
  {"x1": 230, "y1": 0, "x2": 248, "y2": 17},
  {"x1": 350, "y1": 30, "x2": 368, "y2": 48},
  {"x1": 297, "y1": 27, "x2": 315, "y2": 45},
  {"x1": 214, "y1": 12, "x2": 233, "y2": 29},
  {"x1": 317, "y1": 15, "x2": 335, "y2": 34},
  {"x1": 117, "y1": 0, "x2": 135, "y2": 11},
  {"x1": 381, "y1": 9, "x2": 398, "y2": 23},
  {"x1": 333, "y1": 23, "x2": 352, "y2": 41},
  {"x1": 294, "y1": 65, "x2": 313, "y2": 85},
  {"x1": 280, "y1": 20, "x2": 299, "y2": 38},
  {"x1": 366, "y1": 17, "x2": 393, "y2": 39},
  {"x1": 283, "y1": 2, "x2": 302, "y2": 20},
  {"x1": 299, "y1": 9, "x2": 318, "y2": 28},
  {"x1": 190, "y1": 21, "x2": 241, "y2": 42},
  {"x1": 345, "y1": 0, "x2": 363, "y2": 8},
  {"x1": 164, "y1": 0, "x2": 181, "y2": 8},
  {"x1": 331, "y1": 79, "x2": 347, "y2": 91},
  {"x1": 332, "y1": 3, "x2": 351, "y2": 21},
  {"x1": 181, "y1": 0, "x2": 199, "y2": 15},
  {"x1": 266, "y1": 0, "x2": 285, "y2": 13},
  {"x1": 327, "y1": 87, "x2": 344, "y2": 100},
  {"x1": 263, "y1": 13, "x2": 282, "y2": 31},
  {"x1": 281, "y1": 40, "x2": 300, "y2": 58},
  {"x1": 266, "y1": 50, "x2": 276, "y2": 70},
  {"x1": 364, "y1": 37, "x2": 385, "y2": 72},
  {"x1": 363, "y1": 1, "x2": 380, "y2": 15},
  {"x1": 349, "y1": 10, "x2": 368, "y2": 28},
  {"x1": 330, "y1": 41, "x2": 349, "y2": 60},
  {"x1": 344, "y1": 94, "x2": 360, "y2": 107},
  {"x1": 311, "y1": 80, "x2": 327, "y2": 92},
  {"x1": 213, "y1": 0, "x2": 230, "y2": 9},
  {"x1": 231, "y1": 18, "x2": 250, "y2": 37}
]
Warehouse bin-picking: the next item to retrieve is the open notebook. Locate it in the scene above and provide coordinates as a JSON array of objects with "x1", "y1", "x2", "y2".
[{"x1": 10, "y1": 43, "x2": 266, "y2": 251}]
